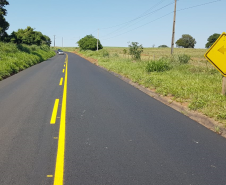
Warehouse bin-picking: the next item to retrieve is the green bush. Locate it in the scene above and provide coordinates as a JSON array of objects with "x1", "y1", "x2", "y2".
[
  {"x1": 146, "y1": 58, "x2": 171, "y2": 72},
  {"x1": 0, "y1": 42, "x2": 55, "y2": 80},
  {"x1": 77, "y1": 35, "x2": 103, "y2": 51},
  {"x1": 178, "y1": 54, "x2": 191, "y2": 64},
  {"x1": 102, "y1": 50, "x2": 109, "y2": 58},
  {"x1": 129, "y1": 42, "x2": 143, "y2": 60}
]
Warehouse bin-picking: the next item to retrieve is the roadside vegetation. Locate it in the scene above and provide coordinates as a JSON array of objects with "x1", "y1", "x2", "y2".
[
  {"x1": 70, "y1": 46, "x2": 226, "y2": 126},
  {"x1": 0, "y1": 42, "x2": 55, "y2": 80},
  {"x1": 0, "y1": 1, "x2": 55, "y2": 80}
]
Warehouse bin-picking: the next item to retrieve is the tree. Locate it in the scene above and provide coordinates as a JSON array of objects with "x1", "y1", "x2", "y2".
[
  {"x1": 0, "y1": 0, "x2": 9, "y2": 40},
  {"x1": 176, "y1": 34, "x2": 196, "y2": 48},
  {"x1": 9, "y1": 26, "x2": 51, "y2": 46},
  {"x1": 205, "y1": 33, "x2": 220, "y2": 48},
  {"x1": 128, "y1": 42, "x2": 143, "y2": 60},
  {"x1": 158, "y1": 45, "x2": 168, "y2": 48},
  {"x1": 77, "y1": 35, "x2": 103, "y2": 51}
]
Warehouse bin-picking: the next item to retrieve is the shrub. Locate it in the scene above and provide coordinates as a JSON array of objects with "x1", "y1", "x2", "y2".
[
  {"x1": 102, "y1": 50, "x2": 109, "y2": 58},
  {"x1": 146, "y1": 58, "x2": 171, "y2": 72},
  {"x1": 129, "y1": 42, "x2": 143, "y2": 60},
  {"x1": 0, "y1": 42, "x2": 55, "y2": 80},
  {"x1": 158, "y1": 45, "x2": 168, "y2": 48},
  {"x1": 77, "y1": 35, "x2": 103, "y2": 51},
  {"x1": 178, "y1": 54, "x2": 191, "y2": 64}
]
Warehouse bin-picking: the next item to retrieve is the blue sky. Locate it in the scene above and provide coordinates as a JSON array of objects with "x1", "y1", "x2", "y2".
[{"x1": 6, "y1": 0, "x2": 226, "y2": 48}]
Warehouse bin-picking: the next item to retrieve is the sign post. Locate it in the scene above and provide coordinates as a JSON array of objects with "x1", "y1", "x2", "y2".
[
  {"x1": 223, "y1": 77, "x2": 226, "y2": 95},
  {"x1": 204, "y1": 32, "x2": 226, "y2": 95}
]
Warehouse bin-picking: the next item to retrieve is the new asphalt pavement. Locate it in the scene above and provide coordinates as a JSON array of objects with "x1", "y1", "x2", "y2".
[{"x1": 0, "y1": 52, "x2": 226, "y2": 185}]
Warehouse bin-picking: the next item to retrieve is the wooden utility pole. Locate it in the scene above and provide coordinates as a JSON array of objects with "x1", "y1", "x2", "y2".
[
  {"x1": 171, "y1": 0, "x2": 177, "y2": 55},
  {"x1": 97, "y1": 29, "x2": 99, "y2": 51},
  {"x1": 222, "y1": 76, "x2": 226, "y2": 95},
  {"x1": 54, "y1": 35, "x2": 56, "y2": 47}
]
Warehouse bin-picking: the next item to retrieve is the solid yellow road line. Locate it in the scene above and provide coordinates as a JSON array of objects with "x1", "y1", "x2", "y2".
[
  {"x1": 59, "y1": 78, "x2": 63, "y2": 86},
  {"x1": 50, "y1": 99, "x2": 59, "y2": 124},
  {"x1": 54, "y1": 54, "x2": 68, "y2": 185},
  {"x1": 62, "y1": 69, "x2": 65, "y2": 73}
]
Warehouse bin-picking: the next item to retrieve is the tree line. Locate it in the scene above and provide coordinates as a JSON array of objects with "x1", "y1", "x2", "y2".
[
  {"x1": 158, "y1": 33, "x2": 220, "y2": 49},
  {"x1": 0, "y1": 0, "x2": 51, "y2": 46}
]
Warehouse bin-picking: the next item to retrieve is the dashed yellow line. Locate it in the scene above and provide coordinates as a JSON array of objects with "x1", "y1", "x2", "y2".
[
  {"x1": 62, "y1": 69, "x2": 65, "y2": 73},
  {"x1": 50, "y1": 99, "x2": 59, "y2": 124},
  {"x1": 59, "y1": 78, "x2": 63, "y2": 86},
  {"x1": 54, "y1": 54, "x2": 68, "y2": 185}
]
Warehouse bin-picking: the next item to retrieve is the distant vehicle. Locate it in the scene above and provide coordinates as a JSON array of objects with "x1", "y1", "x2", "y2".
[{"x1": 58, "y1": 49, "x2": 64, "y2": 55}]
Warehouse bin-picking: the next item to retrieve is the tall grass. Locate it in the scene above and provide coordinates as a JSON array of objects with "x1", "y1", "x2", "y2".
[
  {"x1": 74, "y1": 48, "x2": 226, "y2": 126},
  {"x1": 0, "y1": 42, "x2": 55, "y2": 80}
]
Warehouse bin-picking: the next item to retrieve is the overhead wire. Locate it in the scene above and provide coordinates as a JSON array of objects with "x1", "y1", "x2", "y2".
[
  {"x1": 100, "y1": 0, "x2": 175, "y2": 38},
  {"x1": 102, "y1": 0, "x2": 223, "y2": 41},
  {"x1": 99, "y1": 0, "x2": 168, "y2": 30}
]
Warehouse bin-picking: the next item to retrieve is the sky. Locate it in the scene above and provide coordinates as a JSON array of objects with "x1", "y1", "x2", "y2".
[{"x1": 5, "y1": 0, "x2": 226, "y2": 48}]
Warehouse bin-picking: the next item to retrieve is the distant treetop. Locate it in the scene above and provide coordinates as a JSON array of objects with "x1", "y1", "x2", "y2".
[
  {"x1": 176, "y1": 34, "x2": 196, "y2": 48},
  {"x1": 205, "y1": 33, "x2": 220, "y2": 48},
  {"x1": 158, "y1": 45, "x2": 168, "y2": 48},
  {"x1": 77, "y1": 35, "x2": 103, "y2": 51}
]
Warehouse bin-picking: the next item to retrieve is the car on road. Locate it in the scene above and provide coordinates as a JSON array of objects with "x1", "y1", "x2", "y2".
[{"x1": 57, "y1": 49, "x2": 64, "y2": 55}]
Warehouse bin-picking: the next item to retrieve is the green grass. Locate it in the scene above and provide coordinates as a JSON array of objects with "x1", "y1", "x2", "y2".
[
  {"x1": 70, "y1": 47, "x2": 226, "y2": 126},
  {"x1": 0, "y1": 42, "x2": 55, "y2": 80}
]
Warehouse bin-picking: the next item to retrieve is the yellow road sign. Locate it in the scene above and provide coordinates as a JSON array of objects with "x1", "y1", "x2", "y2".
[{"x1": 204, "y1": 32, "x2": 226, "y2": 77}]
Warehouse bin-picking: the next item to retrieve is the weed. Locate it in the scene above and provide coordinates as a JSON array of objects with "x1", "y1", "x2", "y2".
[
  {"x1": 112, "y1": 53, "x2": 119, "y2": 58},
  {"x1": 102, "y1": 50, "x2": 109, "y2": 58},
  {"x1": 189, "y1": 99, "x2": 206, "y2": 110},
  {"x1": 178, "y1": 54, "x2": 191, "y2": 64},
  {"x1": 146, "y1": 58, "x2": 171, "y2": 72},
  {"x1": 214, "y1": 126, "x2": 222, "y2": 134}
]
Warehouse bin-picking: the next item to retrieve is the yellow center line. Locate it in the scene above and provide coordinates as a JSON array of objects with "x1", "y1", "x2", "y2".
[
  {"x1": 62, "y1": 69, "x2": 65, "y2": 73},
  {"x1": 50, "y1": 99, "x2": 59, "y2": 124},
  {"x1": 59, "y1": 78, "x2": 63, "y2": 86},
  {"x1": 54, "y1": 54, "x2": 68, "y2": 185}
]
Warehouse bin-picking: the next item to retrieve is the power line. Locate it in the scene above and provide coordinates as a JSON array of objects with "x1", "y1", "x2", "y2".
[
  {"x1": 102, "y1": 0, "x2": 222, "y2": 41},
  {"x1": 100, "y1": 1, "x2": 175, "y2": 38},
  {"x1": 99, "y1": 0, "x2": 169, "y2": 30},
  {"x1": 177, "y1": 0, "x2": 222, "y2": 12},
  {"x1": 102, "y1": 12, "x2": 173, "y2": 41}
]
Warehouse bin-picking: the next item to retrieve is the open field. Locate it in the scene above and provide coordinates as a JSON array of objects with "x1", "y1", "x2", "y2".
[
  {"x1": 0, "y1": 42, "x2": 55, "y2": 80},
  {"x1": 60, "y1": 47, "x2": 225, "y2": 128}
]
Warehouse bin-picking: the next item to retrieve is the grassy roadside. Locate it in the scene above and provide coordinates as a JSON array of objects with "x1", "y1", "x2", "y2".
[
  {"x1": 0, "y1": 42, "x2": 55, "y2": 80},
  {"x1": 71, "y1": 47, "x2": 226, "y2": 126}
]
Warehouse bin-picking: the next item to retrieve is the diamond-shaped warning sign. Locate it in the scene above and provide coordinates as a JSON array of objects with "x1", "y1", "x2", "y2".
[{"x1": 204, "y1": 32, "x2": 226, "y2": 77}]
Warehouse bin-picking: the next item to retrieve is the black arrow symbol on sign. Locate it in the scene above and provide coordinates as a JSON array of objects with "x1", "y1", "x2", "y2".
[{"x1": 218, "y1": 46, "x2": 226, "y2": 54}]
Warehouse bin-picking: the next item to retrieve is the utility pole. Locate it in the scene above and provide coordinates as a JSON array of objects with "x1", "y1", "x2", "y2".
[
  {"x1": 54, "y1": 35, "x2": 56, "y2": 47},
  {"x1": 97, "y1": 29, "x2": 99, "y2": 51},
  {"x1": 171, "y1": 0, "x2": 177, "y2": 55}
]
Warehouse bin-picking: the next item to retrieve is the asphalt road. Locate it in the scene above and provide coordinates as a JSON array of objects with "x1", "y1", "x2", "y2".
[{"x1": 0, "y1": 52, "x2": 226, "y2": 185}]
